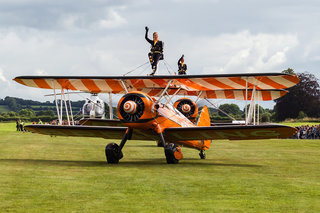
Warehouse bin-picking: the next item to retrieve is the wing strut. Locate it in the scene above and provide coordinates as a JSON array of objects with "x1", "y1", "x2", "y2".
[
  {"x1": 245, "y1": 85, "x2": 261, "y2": 125},
  {"x1": 195, "y1": 91, "x2": 203, "y2": 103},
  {"x1": 245, "y1": 77, "x2": 248, "y2": 125},
  {"x1": 67, "y1": 90, "x2": 75, "y2": 125},
  {"x1": 165, "y1": 87, "x2": 181, "y2": 105},
  {"x1": 52, "y1": 80, "x2": 62, "y2": 125},
  {"x1": 61, "y1": 89, "x2": 70, "y2": 125},
  {"x1": 108, "y1": 92, "x2": 113, "y2": 119},
  {"x1": 156, "y1": 79, "x2": 173, "y2": 104},
  {"x1": 120, "y1": 79, "x2": 129, "y2": 93}
]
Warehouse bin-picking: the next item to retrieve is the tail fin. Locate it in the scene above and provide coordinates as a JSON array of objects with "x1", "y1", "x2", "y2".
[
  {"x1": 196, "y1": 105, "x2": 211, "y2": 150},
  {"x1": 196, "y1": 105, "x2": 211, "y2": 127}
]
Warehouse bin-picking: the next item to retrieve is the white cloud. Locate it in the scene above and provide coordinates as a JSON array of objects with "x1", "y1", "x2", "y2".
[
  {"x1": 59, "y1": 14, "x2": 82, "y2": 30},
  {"x1": 177, "y1": 31, "x2": 298, "y2": 74},
  {"x1": 0, "y1": 67, "x2": 8, "y2": 83},
  {"x1": 97, "y1": 8, "x2": 127, "y2": 29},
  {"x1": 34, "y1": 69, "x2": 48, "y2": 75}
]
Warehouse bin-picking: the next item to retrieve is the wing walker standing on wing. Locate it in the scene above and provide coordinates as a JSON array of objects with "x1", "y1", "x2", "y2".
[
  {"x1": 145, "y1": 26, "x2": 164, "y2": 75},
  {"x1": 178, "y1": 54, "x2": 187, "y2": 75}
]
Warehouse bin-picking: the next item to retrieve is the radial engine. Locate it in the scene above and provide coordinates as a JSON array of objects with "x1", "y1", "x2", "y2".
[{"x1": 173, "y1": 98, "x2": 198, "y2": 122}]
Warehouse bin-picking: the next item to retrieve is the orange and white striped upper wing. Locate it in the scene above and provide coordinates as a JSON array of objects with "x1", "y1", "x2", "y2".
[{"x1": 13, "y1": 73, "x2": 299, "y2": 101}]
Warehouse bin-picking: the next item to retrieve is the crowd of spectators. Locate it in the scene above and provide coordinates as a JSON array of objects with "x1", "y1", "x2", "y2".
[{"x1": 293, "y1": 125, "x2": 320, "y2": 139}]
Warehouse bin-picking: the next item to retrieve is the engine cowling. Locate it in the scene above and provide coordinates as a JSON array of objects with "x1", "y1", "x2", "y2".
[
  {"x1": 117, "y1": 91, "x2": 157, "y2": 127},
  {"x1": 173, "y1": 98, "x2": 198, "y2": 121}
]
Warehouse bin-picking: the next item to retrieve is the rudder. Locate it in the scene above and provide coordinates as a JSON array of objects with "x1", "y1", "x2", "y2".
[{"x1": 196, "y1": 105, "x2": 211, "y2": 150}]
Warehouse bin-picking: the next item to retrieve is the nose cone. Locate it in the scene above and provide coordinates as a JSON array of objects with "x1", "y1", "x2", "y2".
[
  {"x1": 182, "y1": 104, "x2": 191, "y2": 113},
  {"x1": 123, "y1": 100, "x2": 137, "y2": 114}
]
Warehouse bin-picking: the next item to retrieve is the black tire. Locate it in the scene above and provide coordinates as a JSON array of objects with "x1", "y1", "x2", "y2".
[
  {"x1": 105, "y1": 143, "x2": 123, "y2": 164},
  {"x1": 164, "y1": 143, "x2": 179, "y2": 164},
  {"x1": 199, "y1": 151, "x2": 206, "y2": 159}
]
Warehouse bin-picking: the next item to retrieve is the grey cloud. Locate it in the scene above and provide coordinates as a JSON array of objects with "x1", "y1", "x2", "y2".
[
  {"x1": 0, "y1": 0, "x2": 128, "y2": 30},
  {"x1": 1, "y1": 0, "x2": 320, "y2": 103}
]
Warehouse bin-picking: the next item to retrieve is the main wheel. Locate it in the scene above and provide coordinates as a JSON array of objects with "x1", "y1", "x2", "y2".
[
  {"x1": 105, "y1": 143, "x2": 123, "y2": 164},
  {"x1": 199, "y1": 150, "x2": 206, "y2": 159},
  {"x1": 164, "y1": 143, "x2": 179, "y2": 164}
]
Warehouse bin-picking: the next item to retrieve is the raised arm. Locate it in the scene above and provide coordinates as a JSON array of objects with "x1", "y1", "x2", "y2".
[
  {"x1": 145, "y1": 26, "x2": 152, "y2": 44},
  {"x1": 178, "y1": 54, "x2": 184, "y2": 65}
]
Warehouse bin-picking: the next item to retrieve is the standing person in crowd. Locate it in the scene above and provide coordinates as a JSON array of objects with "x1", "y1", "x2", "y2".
[
  {"x1": 16, "y1": 119, "x2": 20, "y2": 131},
  {"x1": 145, "y1": 26, "x2": 164, "y2": 75},
  {"x1": 20, "y1": 120, "x2": 25, "y2": 132}
]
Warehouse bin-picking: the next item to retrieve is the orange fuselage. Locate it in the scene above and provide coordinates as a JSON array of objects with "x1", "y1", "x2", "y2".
[{"x1": 117, "y1": 91, "x2": 211, "y2": 150}]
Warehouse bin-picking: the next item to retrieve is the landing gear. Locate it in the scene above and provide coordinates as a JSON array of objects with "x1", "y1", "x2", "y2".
[
  {"x1": 165, "y1": 143, "x2": 180, "y2": 164},
  {"x1": 105, "y1": 128, "x2": 132, "y2": 164},
  {"x1": 159, "y1": 132, "x2": 183, "y2": 164},
  {"x1": 199, "y1": 150, "x2": 206, "y2": 159},
  {"x1": 105, "y1": 143, "x2": 123, "y2": 163}
]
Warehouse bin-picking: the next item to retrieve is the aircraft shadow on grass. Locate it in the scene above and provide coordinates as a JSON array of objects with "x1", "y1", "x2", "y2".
[{"x1": 0, "y1": 158, "x2": 262, "y2": 168}]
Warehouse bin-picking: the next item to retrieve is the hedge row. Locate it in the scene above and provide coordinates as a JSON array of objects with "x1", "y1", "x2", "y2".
[{"x1": 0, "y1": 116, "x2": 57, "y2": 122}]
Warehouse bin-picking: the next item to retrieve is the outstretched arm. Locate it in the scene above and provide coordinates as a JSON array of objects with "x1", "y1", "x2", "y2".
[
  {"x1": 145, "y1": 26, "x2": 152, "y2": 44},
  {"x1": 178, "y1": 54, "x2": 184, "y2": 65}
]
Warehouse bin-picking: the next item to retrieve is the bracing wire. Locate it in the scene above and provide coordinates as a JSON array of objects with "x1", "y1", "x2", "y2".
[
  {"x1": 123, "y1": 61, "x2": 149, "y2": 76},
  {"x1": 137, "y1": 63, "x2": 152, "y2": 75},
  {"x1": 163, "y1": 60, "x2": 173, "y2": 75}
]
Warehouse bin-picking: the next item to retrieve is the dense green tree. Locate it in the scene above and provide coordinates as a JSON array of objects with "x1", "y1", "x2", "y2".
[
  {"x1": 274, "y1": 69, "x2": 320, "y2": 120},
  {"x1": 5, "y1": 97, "x2": 18, "y2": 111},
  {"x1": 36, "y1": 110, "x2": 55, "y2": 116},
  {"x1": 19, "y1": 109, "x2": 35, "y2": 117},
  {"x1": 261, "y1": 112, "x2": 271, "y2": 122},
  {"x1": 8, "y1": 111, "x2": 16, "y2": 117},
  {"x1": 218, "y1": 104, "x2": 242, "y2": 117},
  {"x1": 297, "y1": 111, "x2": 307, "y2": 119}
]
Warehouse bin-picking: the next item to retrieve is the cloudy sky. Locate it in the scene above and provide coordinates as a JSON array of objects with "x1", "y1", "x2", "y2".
[{"x1": 0, "y1": 0, "x2": 319, "y2": 108}]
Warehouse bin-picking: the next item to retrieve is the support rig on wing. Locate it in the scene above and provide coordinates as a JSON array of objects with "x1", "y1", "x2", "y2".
[{"x1": 82, "y1": 94, "x2": 105, "y2": 119}]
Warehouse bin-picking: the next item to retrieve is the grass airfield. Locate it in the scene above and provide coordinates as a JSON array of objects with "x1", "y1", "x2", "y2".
[{"x1": 0, "y1": 123, "x2": 319, "y2": 212}]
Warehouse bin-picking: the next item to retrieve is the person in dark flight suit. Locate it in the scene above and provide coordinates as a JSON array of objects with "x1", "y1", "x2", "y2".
[
  {"x1": 145, "y1": 26, "x2": 164, "y2": 75},
  {"x1": 177, "y1": 54, "x2": 187, "y2": 75}
]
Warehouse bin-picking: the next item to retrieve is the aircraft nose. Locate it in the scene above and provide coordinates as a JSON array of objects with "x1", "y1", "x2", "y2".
[
  {"x1": 123, "y1": 100, "x2": 137, "y2": 114},
  {"x1": 182, "y1": 104, "x2": 191, "y2": 113}
]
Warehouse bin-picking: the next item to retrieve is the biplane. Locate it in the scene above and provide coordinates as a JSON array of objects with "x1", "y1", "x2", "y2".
[{"x1": 13, "y1": 73, "x2": 299, "y2": 164}]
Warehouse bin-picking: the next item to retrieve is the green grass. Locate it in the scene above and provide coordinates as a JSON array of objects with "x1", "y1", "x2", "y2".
[
  {"x1": 0, "y1": 105, "x2": 10, "y2": 113},
  {"x1": 0, "y1": 122, "x2": 319, "y2": 212},
  {"x1": 280, "y1": 122, "x2": 320, "y2": 127}
]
